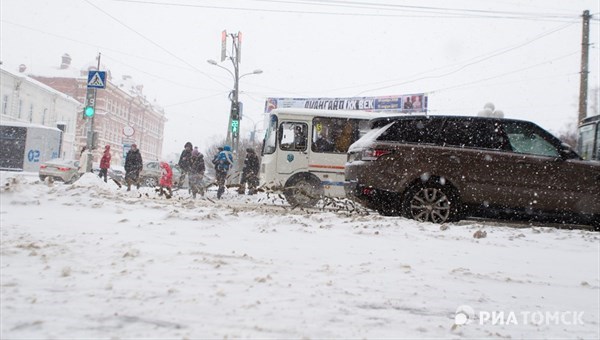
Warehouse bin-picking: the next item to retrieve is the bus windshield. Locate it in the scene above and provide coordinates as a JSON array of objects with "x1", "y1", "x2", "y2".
[{"x1": 262, "y1": 114, "x2": 278, "y2": 155}]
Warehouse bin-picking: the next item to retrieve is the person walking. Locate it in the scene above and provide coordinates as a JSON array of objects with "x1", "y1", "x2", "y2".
[
  {"x1": 189, "y1": 149, "x2": 206, "y2": 199},
  {"x1": 158, "y1": 161, "x2": 173, "y2": 198},
  {"x1": 98, "y1": 145, "x2": 111, "y2": 183},
  {"x1": 213, "y1": 145, "x2": 233, "y2": 199},
  {"x1": 238, "y1": 148, "x2": 260, "y2": 195},
  {"x1": 212, "y1": 147, "x2": 224, "y2": 166},
  {"x1": 78, "y1": 146, "x2": 89, "y2": 175},
  {"x1": 124, "y1": 143, "x2": 143, "y2": 191},
  {"x1": 177, "y1": 142, "x2": 193, "y2": 188}
]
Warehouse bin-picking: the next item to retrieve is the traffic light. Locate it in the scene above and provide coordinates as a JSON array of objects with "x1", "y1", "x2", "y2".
[
  {"x1": 84, "y1": 106, "x2": 95, "y2": 117},
  {"x1": 231, "y1": 102, "x2": 239, "y2": 120},
  {"x1": 231, "y1": 119, "x2": 239, "y2": 133},
  {"x1": 84, "y1": 88, "x2": 96, "y2": 118}
]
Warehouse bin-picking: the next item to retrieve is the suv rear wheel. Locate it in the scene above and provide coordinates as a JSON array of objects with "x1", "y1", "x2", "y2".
[{"x1": 403, "y1": 182, "x2": 460, "y2": 223}]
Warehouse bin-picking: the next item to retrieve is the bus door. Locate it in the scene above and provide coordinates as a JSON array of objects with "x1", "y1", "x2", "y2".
[
  {"x1": 578, "y1": 116, "x2": 600, "y2": 161},
  {"x1": 277, "y1": 121, "x2": 309, "y2": 175}
]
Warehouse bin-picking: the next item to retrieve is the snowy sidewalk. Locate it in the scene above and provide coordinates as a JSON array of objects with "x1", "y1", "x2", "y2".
[{"x1": 1, "y1": 173, "x2": 599, "y2": 339}]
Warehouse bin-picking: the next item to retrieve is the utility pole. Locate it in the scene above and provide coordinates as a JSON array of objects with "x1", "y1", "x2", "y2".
[
  {"x1": 208, "y1": 31, "x2": 262, "y2": 179},
  {"x1": 230, "y1": 32, "x2": 241, "y2": 157},
  {"x1": 84, "y1": 53, "x2": 102, "y2": 172},
  {"x1": 578, "y1": 10, "x2": 591, "y2": 124}
]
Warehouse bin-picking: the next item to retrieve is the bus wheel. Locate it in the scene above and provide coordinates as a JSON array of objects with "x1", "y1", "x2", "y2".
[{"x1": 284, "y1": 175, "x2": 323, "y2": 208}]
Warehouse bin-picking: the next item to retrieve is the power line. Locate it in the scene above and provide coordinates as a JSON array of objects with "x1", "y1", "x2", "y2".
[
  {"x1": 110, "y1": 0, "x2": 585, "y2": 22},
  {"x1": 353, "y1": 21, "x2": 579, "y2": 95},
  {"x1": 292, "y1": 0, "x2": 580, "y2": 18},
  {"x1": 162, "y1": 92, "x2": 228, "y2": 107},
  {"x1": 1, "y1": 19, "x2": 234, "y2": 92},
  {"x1": 83, "y1": 0, "x2": 231, "y2": 90},
  {"x1": 428, "y1": 50, "x2": 580, "y2": 94},
  {"x1": 102, "y1": 53, "x2": 225, "y2": 91},
  {"x1": 0, "y1": 19, "x2": 191, "y2": 72}
]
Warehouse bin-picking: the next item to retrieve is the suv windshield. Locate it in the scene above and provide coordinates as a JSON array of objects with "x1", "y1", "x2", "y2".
[{"x1": 503, "y1": 121, "x2": 560, "y2": 157}]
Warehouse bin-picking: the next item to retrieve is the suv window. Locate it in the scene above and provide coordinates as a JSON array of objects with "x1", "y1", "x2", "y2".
[
  {"x1": 376, "y1": 118, "x2": 443, "y2": 144},
  {"x1": 503, "y1": 121, "x2": 560, "y2": 157},
  {"x1": 440, "y1": 118, "x2": 508, "y2": 150}
]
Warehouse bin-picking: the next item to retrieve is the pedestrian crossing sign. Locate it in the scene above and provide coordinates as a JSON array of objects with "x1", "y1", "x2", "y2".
[{"x1": 87, "y1": 71, "x2": 107, "y2": 89}]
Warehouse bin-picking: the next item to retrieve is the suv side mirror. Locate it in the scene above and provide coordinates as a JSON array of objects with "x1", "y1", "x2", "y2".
[{"x1": 559, "y1": 143, "x2": 581, "y2": 160}]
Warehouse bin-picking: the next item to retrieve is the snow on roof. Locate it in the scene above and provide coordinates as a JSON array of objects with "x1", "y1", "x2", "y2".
[
  {"x1": 0, "y1": 120, "x2": 62, "y2": 132},
  {"x1": 1, "y1": 66, "x2": 82, "y2": 106},
  {"x1": 4, "y1": 55, "x2": 165, "y2": 113}
]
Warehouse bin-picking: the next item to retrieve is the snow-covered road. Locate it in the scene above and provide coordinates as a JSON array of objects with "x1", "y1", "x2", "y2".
[{"x1": 1, "y1": 173, "x2": 599, "y2": 339}]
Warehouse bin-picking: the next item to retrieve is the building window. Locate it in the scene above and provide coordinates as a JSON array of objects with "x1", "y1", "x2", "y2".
[
  {"x1": 2, "y1": 95, "x2": 8, "y2": 115},
  {"x1": 18, "y1": 100, "x2": 23, "y2": 119},
  {"x1": 42, "y1": 108, "x2": 48, "y2": 125}
]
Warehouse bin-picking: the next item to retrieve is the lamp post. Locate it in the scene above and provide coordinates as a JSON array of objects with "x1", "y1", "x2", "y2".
[
  {"x1": 206, "y1": 59, "x2": 262, "y2": 157},
  {"x1": 241, "y1": 114, "x2": 263, "y2": 144}
]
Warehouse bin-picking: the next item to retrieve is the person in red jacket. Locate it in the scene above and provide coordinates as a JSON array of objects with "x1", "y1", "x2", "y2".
[
  {"x1": 158, "y1": 161, "x2": 173, "y2": 198},
  {"x1": 98, "y1": 145, "x2": 111, "y2": 183}
]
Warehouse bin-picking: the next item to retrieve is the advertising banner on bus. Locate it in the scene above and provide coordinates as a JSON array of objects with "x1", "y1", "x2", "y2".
[{"x1": 264, "y1": 94, "x2": 427, "y2": 113}]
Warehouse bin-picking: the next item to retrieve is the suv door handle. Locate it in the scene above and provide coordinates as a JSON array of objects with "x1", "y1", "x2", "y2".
[{"x1": 441, "y1": 153, "x2": 460, "y2": 163}]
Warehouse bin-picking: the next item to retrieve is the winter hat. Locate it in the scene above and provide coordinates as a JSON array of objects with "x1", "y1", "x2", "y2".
[
  {"x1": 192, "y1": 149, "x2": 200, "y2": 157},
  {"x1": 185, "y1": 142, "x2": 193, "y2": 148},
  {"x1": 223, "y1": 145, "x2": 231, "y2": 151},
  {"x1": 246, "y1": 148, "x2": 254, "y2": 153}
]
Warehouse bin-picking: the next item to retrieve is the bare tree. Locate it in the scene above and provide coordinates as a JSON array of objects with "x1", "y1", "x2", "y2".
[
  {"x1": 557, "y1": 121, "x2": 578, "y2": 148},
  {"x1": 204, "y1": 137, "x2": 262, "y2": 181}
]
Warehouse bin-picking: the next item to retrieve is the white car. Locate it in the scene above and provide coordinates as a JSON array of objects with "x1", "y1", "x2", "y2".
[{"x1": 38, "y1": 159, "x2": 80, "y2": 183}]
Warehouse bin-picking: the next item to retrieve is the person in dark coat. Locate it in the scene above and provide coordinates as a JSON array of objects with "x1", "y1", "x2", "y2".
[
  {"x1": 238, "y1": 148, "x2": 260, "y2": 195},
  {"x1": 189, "y1": 149, "x2": 206, "y2": 199},
  {"x1": 124, "y1": 143, "x2": 143, "y2": 191},
  {"x1": 177, "y1": 142, "x2": 193, "y2": 188},
  {"x1": 98, "y1": 145, "x2": 111, "y2": 183},
  {"x1": 213, "y1": 145, "x2": 233, "y2": 199}
]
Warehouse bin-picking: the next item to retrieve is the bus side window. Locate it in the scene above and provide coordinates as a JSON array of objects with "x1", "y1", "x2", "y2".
[
  {"x1": 280, "y1": 122, "x2": 307, "y2": 152},
  {"x1": 334, "y1": 120, "x2": 354, "y2": 152}
]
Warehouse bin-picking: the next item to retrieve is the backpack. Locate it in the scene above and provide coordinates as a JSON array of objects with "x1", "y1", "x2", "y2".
[{"x1": 216, "y1": 151, "x2": 233, "y2": 171}]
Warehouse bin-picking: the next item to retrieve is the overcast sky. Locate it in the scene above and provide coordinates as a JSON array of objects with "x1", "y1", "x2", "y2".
[{"x1": 1, "y1": 0, "x2": 599, "y2": 157}]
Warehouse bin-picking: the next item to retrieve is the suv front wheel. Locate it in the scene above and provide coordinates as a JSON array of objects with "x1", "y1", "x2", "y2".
[{"x1": 403, "y1": 182, "x2": 461, "y2": 223}]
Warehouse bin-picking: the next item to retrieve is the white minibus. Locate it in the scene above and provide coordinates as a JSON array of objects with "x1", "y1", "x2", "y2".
[{"x1": 259, "y1": 108, "x2": 384, "y2": 207}]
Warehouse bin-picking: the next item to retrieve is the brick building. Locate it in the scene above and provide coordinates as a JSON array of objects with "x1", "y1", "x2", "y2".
[{"x1": 30, "y1": 54, "x2": 167, "y2": 166}]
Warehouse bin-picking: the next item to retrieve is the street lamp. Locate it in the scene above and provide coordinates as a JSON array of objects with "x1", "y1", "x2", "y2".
[
  {"x1": 242, "y1": 115, "x2": 263, "y2": 143},
  {"x1": 206, "y1": 58, "x2": 262, "y2": 155}
]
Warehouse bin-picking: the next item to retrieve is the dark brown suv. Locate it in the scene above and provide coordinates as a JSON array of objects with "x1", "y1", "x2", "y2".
[{"x1": 345, "y1": 115, "x2": 600, "y2": 228}]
